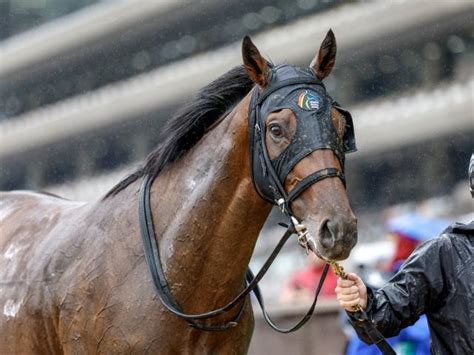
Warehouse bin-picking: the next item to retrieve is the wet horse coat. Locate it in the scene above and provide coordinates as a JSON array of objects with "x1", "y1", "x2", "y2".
[
  {"x1": 0, "y1": 94, "x2": 266, "y2": 353},
  {"x1": 0, "y1": 32, "x2": 357, "y2": 353}
]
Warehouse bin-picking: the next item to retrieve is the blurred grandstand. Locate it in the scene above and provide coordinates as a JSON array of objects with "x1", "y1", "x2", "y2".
[
  {"x1": 0, "y1": 0, "x2": 473, "y2": 352},
  {"x1": 1, "y1": 0, "x2": 473, "y2": 287}
]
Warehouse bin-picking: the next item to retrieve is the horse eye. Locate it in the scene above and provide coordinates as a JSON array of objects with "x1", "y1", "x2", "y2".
[{"x1": 269, "y1": 124, "x2": 283, "y2": 137}]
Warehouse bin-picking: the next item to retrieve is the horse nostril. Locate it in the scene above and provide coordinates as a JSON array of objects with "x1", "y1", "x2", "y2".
[
  {"x1": 321, "y1": 217, "x2": 356, "y2": 243},
  {"x1": 319, "y1": 220, "x2": 335, "y2": 249},
  {"x1": 326, "y1": 219, "x2": 339, "y2": 237},
  {"x1": 317, "y1": 217, "x2": 358, "y2": 260}
]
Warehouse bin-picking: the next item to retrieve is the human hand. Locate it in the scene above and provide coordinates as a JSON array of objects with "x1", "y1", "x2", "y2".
[{"x1": 335, "y1": 273, "x2": 368, "y2": 312}]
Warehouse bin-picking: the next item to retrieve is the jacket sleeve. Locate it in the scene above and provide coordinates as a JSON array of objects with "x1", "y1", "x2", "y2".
[{"x1": 348, "y1": 236, "x2": 449, "y2": 343}]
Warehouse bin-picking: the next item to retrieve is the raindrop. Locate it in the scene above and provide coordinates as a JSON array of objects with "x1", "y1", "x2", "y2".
[
  {"x1": 378, "y1": 55, "x2": 398, "y2": 74},
  {"x1": 297, "y1": 0, "x2": 317, "y2": 10},
  {"x1": 325, "y1": 76, "x2": 337, "y2": 92},
  {"x1": 423, "y1": 42, "x2": 441, "y2": 61},
  {"x1": 176, "y1": 35, "x2": 197, "y2": 54},
  {"x1": 260, "y1": 6, "x2": 281, "y2": 24},
  {"x1": 400, "y1": 49, "x2": 419, "y2": 68},
  {"x1": 160, "y1": 42, "x2": 179, "y2": 60},
  {"x1": 242, "y1": 12, "x2": 262, "y2": 30},
  {"x1": 446, "y1": 35, "x2": 465, "y2": 54},
  {"x1": 27, "y1": 91, "x2": 42, "y2": 108},
  {"x1": 132, "y1": 51, "x2": 152, "y2": 71},
  {"x1": 359, "y1": 62, "x2": 375, "y2": 79},
  {"x1": 222, "y1": 20, "x2": 241, "y2": 38},
  {"x1": 5, "y1": 96, "x2": 21, "y2": 116}
]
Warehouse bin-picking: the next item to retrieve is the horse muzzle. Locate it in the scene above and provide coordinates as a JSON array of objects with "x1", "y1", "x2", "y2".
[{"x1": 311, "y1": 215, "x2": 358, "y2": 261}]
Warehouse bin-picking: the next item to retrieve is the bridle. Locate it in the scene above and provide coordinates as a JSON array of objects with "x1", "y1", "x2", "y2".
[
  {"x1": 138, "y1": 64, "x2": 396, "y2": 353},
  {"x1": 139, "y1": 174, "x2": 327, "y2": 332},
  {"x1": 138, "y1": 66, "x2": 355, "y2": 332},
  {"x1": 247, "y1": 65, "x2": 355, "y2": 255}
]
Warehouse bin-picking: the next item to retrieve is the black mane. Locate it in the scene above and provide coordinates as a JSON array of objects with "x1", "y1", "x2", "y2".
[{"x1": 105, "y1": 65, "x2": 254, "y2": 198}]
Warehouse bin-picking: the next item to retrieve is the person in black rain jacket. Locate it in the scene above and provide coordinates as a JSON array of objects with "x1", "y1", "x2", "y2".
[{"x1": 335, "y1": 156, "x2": 474, "y2": 354}]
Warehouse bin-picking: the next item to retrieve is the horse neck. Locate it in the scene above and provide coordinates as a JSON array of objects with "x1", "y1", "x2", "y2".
[{"x1": 149, "y1": 94, "x2": 271, "y2": 312}]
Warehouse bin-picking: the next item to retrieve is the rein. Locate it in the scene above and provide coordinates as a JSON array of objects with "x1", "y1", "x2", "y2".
[
  {"x1": 137, "y1": 70, "x2": 341, "y2": 332},
  {"x1": 137, "y1": 66, "x2": 395, "y2": 353},
  {"x1": 139, "y1": 173, "x2": 329, "y2": 332},
  {"x1": 329, "y1": 262, "x2": 396, "y2": 355}
]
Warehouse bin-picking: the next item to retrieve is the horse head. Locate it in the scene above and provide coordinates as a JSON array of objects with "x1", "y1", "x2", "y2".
[{"x1": 242, "y1": 30, "x2": 357, "y2": 261}]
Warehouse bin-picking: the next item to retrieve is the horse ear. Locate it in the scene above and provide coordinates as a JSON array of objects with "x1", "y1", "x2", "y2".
[
  {"x1": 242, "y1": 36, "x2": 270, "y2": 87},
  {"x1": 310, "y1": 29, "x2": 337, "y2": 80}
]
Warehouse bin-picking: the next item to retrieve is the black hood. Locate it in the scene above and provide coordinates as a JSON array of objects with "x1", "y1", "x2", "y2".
[{"x1": 248, "y1": 64, "x2": 356, "y2": 204}]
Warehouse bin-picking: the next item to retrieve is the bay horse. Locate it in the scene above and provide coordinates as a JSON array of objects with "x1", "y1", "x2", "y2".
[{"x1": 0, "y1": 30, "x2": 357, "y2": 354}]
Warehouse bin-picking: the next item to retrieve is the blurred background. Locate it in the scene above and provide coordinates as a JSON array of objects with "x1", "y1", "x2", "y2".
[{"x1": 0, "y1": 0, "x2": 473, "y2": 354}]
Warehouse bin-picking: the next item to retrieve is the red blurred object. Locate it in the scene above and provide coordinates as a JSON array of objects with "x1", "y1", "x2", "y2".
[
  {"x1": 288, "y1": 264, "x2": 338, "y2": 298},
  {"x1": 391, "y1": 232, "x2": 419, "y2": 267}
]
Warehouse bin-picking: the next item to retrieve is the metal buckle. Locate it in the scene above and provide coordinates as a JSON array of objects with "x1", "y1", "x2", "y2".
[
  {"x1": 290, "y1": 216, "x2": 318, "y2": 255},
  {"x1": 277, "y1": 198, "x2": 286, "y2": 213},
  {"x1": 255, "y1": 123, "x2": 261, "y2": 134}
]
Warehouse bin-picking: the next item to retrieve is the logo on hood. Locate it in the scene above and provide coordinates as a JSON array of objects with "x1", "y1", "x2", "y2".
[{"x1": 297, "y1": 91, "x2": 320, "y2": 111}]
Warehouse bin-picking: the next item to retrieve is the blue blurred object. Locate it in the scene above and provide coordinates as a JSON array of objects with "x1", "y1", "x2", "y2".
[
  {"x1": 387, "y1": 214, "x2": 449, "y2": 242},
  {"x1": 346, "y1": 315, "x2": 430, "y2": 355}
]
